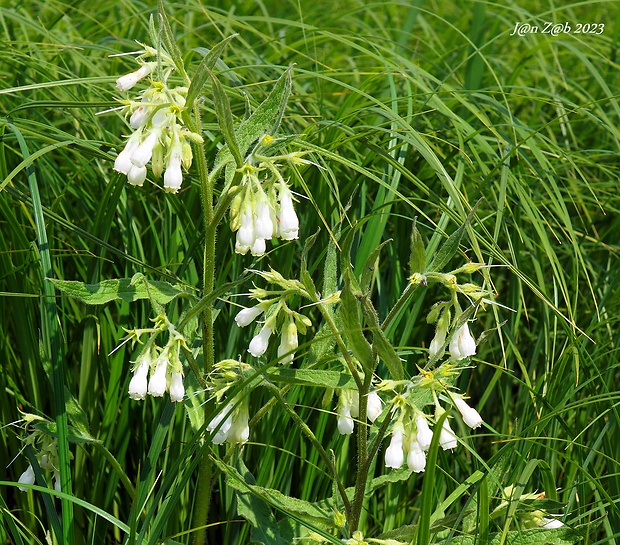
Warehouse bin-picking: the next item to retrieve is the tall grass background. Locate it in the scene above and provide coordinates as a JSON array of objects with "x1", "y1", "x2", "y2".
[{"x1": 1, "y1": 0, "x2": 619, "y2": 543}]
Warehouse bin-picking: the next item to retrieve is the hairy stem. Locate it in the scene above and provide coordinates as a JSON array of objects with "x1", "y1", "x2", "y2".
[{"x1": 190, "y1": 104, "x2": 217, "y2": 545}]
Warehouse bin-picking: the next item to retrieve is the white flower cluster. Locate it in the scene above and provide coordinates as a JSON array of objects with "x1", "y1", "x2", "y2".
[
  {"x1": 113, "y1": 45, "x2": 202, "y2": 193},
  {"x1": 230, "y1": 166, "x2": 299, "y2": 256},
  {"x1": 384, "y1": 395, "x2": 482, "y2": 473},
  {"x1": 428, "y1": 305, "x2": 477, "y2": 362},
  {"x1": 235, "y1": 298, "x2": 310, "y2": 363},
  {"x1": 206, "y1": 397, "x2": 250, "y2": 445},
  {"x1": 336, "y1": 389, "x2": 383, "y2": 435},
  {"x1": 17, "y1": 433, "x2": 64, "y2": 493},
  {"x1": 127, "y1": 318, "x2": 187, "y2": 403}
]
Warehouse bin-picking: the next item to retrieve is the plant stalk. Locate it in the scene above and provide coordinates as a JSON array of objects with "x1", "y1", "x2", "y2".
[{"x1": 190, "y1": 105, "x2": 217, "y2": 545}]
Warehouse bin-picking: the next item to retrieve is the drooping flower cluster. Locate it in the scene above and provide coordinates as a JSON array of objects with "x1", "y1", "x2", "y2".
[
  {"x1": 17, "y1": 429, "x2": 66, "y2": 493},
  {"x1": 112, "y1": 43, "x2": 202, "y2": 192},
  {"x1": 207, "y1": 396, "x2": 250, "y2": 445},
  {"x1": 336, "y1": 389, "x2": 383, "y2": 435},
  {"x1": 234, "y1": 270, "x2": 311, "y2": 362},
  {"x1": 381, "y1": 370, "x2": 483, "y2": 473},
  {"x1": 126, "y1": 313, "x2": 187, "y2": 403},
  {"x1": 229, "y1": 163, "x2": 300, "y2": 256}
]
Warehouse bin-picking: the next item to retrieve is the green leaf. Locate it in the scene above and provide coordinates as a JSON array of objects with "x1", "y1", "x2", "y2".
[
  {"x1": 212, "y1": 68, "x2": 293, "y2": 180},
  {"x1": 339, "y1": 228, "x2": 374, "y2": 372},
  {"x1": 209, "y1": 69, "x2": 243, "y2": 167},
  {"x1": 436, "y1": 528, "x2": 585, "y2": 545},
  {"x1": 426, "y1": 204, "x2": 479, "y2": 273},
  {"x1": 360, "y1": 238, "x2": 392, "y2": 294},
  {"x1": 185, "y1": 34, "x2": 238, "y2": 113},
  {"x1": 219, "y1": 459, "x2": 315, "y2": 544},
  {"x1": 361, "y1": 297, "x2": 404, "y2": 380},
  {"x1": 157, "y1": 0, "x2": 187, "y2": 82},
  {"x1": 49, "y1": 276, "x2": 191, "y2": 306},
  {"x1": 410, "y1": 217, "x2": 426, "y2": 274},
  {"x1": 267, "y1": 368, "x2": 357, "y2": 390}
]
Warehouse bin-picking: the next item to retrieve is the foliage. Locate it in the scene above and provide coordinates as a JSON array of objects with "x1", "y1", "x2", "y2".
[{"x1": 1, "y1": 0, "x2": 619, "y2": 544}]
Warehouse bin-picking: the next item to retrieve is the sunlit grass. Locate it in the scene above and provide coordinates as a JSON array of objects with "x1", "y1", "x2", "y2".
[{"x1": 1, "y1": 0, "x2": 619, "y2": 543}]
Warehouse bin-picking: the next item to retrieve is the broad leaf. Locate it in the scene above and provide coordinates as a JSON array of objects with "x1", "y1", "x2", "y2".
[{"x1": 49, "y1": 276, "x2": 190, "y2": 306}]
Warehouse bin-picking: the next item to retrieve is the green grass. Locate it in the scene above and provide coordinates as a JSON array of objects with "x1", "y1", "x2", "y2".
[{"x1": 1, "y1": 0, "x2": 620, "y2": 543}]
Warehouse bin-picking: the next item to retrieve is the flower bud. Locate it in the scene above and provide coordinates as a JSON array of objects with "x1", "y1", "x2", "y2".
[
  {"x1": 129, "y1": 105, "x2": 150, "y2": 129},
  {"x1": 337, "y1": 392, "x2": 355, "y2": 435}
]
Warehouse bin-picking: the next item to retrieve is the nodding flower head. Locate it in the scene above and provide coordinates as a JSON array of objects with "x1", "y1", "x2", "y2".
[
  {"x1": 337, "y1": 390, "x2": 355, "y2": 435},
  {"x1": 438, "y1": 415, "x2": 458, "y2": 451},
  {"x1": 116, "y1": 63, "x2": 154, "y2": 92},
  {"x1": 128, "y1": 354, "x2": 150, "y2": 401},
  {"x1": 168, "y1": 371, "x2": 185, "y2": 403},
  {"x1": 415, "y1": 414, "x2": 433, "y2": 451},
  {"x1": 453, "y1": 396, "x2": 483, "y2": 429},
  {"x1": 248, "y1": 324, "x2": 274, "y2": 358},
  {"x1": 407, "y1": 437, "x2": 426, "y2": 473},
  {"x1": 385, "y1": 423, "x2": 405, "y2": 469},
  {"x1": 147, "y1": 355, "x2": 168, "y2": 397},
  {"x1": 449, "y1": 322, "x2": 476, "y2": 360}
]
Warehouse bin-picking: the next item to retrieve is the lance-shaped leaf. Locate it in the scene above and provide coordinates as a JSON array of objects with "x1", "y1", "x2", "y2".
[
  {"x1": 209, "y1": 69, "x2": 243, "y2": 167},
  {"x1": 156, "y1": 0, "x2": 188, "y2": 82},
  {"x1": 410, "y1": 217, "x2": 426, "y2": 274},
  {"x1": 339, "y1": 228, "x2": 374, "y2": 372},
  {"x1": 267, "y1": 368, "x2": 357, "y2": 390},
  {"x1": 184, "y1": 34, "x2": 238, "y2": 113},
  {"x1": 49, "y1": 276, "x2": 191, "y2": 306},
  {"x1": 361, "y1": 297, "x2": 404, "y2": 380},
  {"x1": 212, "y1": 67, "x2": 293, "y2": 180},
  {"x1": 360, "y1": 238, "x2": 392, "y2": 294},
  {"x1": 426, "y1": 203, "x2": 479, "y2": 273}
]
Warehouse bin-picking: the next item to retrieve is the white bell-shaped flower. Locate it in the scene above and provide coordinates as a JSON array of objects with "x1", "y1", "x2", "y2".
[
  {"x1": 131, "y1": 128, "x2": 160, "y2": 168},
  {"x1": 277, "y1": 320, "x2": 298, "y2": 364},
  {"x1": 168, "y1": 371, "x2": 185, "y2": 402},
  {"x1": 449, "y1": 323, "x2": 476, "y2": 360},
  {"x1": 385, "y1": 424, "x2": 405, "y2": 468},
  {"x1": 163, "y1": 149, "x2": 183, "y2": 193},
  {"x1": 207, "y1": 409, "x2": 233, "y2": 445},
  {"x1": 18, "y1": 464, "x2": 36, "y2": 492},
  {"x1": 415, "y1": 414, "x2": 433, "y2": 451},
  {"x1": 248, "y1": 325, "x2": 273, "y2": 357},
  {"x1": 147, "y1": 356, "x2": 168, "y2": 397},
  {"x1": 439, "y1": 417, "x2": 458, "y2": 451},
  {"x1": 127, "y1": 164, "x2": 147, "y2": 186},
  {"x1": 116, "y1": 63, "x2": 153, "y2": 92},
  {"x1": 453, "y1": 396, "x2": 483, "y2": 429},
  {"x1": 366, "y1": 391, "x2": 383, "y2": 423},
  {"x1": 407, "y1": 437, "x2": 426, "y2": 473},
  {"x1": 235, "y1": 305, "x2": 265, "y2": 328},
  {"x1": 128, "y1": 355, "x2": 150, "y2": 400},
  {"x1": 337, "y1": 391, "x2": 355, "y2": 435},
  {"x1": 278, "y1": 186, "x2": 299, "y2": 240}
]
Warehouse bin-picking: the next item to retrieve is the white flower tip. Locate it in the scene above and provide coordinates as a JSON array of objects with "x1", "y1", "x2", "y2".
[
  {"x1": 454, "y1": 397, "x2": 483, "y2": 429},
  {"x1": 235, "y1": 306, "x2": 263, "y2": 328},
  {"x1": 385, "y1": 430, "x2": 404, "y2": 468},
  {"x1": 407, "y1": 441, "x2": 426, "y2": 473},
  {"x1": 539, "y1": 517, "x2": 564, "y2": 529},
  {"x1": 128, "y1": 374, "x2": 148, "y2": 400},
  {"x1": 18, "y1": 465, "x2": 36, "y2": 492},
  {"x1": 169, "y1": 372, "x2": 185, "y2": 402},
  {"x1": 439, "y1": 419, "x2": 458, "y2": 451},
  {"x1": 248, "y1": 326, "x2": 273, "y2": 357},
  {"x1": 366, "y1": 391, "x2": 383, "y2": 422}
]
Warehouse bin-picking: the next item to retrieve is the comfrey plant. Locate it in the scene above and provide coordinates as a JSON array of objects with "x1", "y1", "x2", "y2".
[{"x1": 40, "y1": 3, "x2": 577, "y2": 545}]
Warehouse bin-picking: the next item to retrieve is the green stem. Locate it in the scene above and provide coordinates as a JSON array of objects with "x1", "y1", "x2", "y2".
[
  {"x1": 264, "y1": 382, "x2": 352, "y2": 517},
  {"x1": 94, "y1": 442, "x2": 136, "y2": 499},
  {"x1": 190, "y1": 102, "x2": 217, "y2": 545},
  {"x1": 381, "y1": 282, "x2": 418, "y2": 333},
  {"x1": 349, "y1": 372, "x2": 372, "y2": 531}
]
